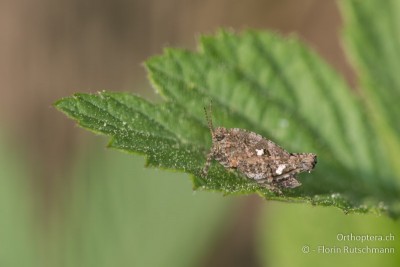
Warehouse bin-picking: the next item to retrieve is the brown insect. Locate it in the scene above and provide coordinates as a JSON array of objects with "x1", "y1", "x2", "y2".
[{"x1": 202, "y1": 105, "x2": 317, "y2": 193}]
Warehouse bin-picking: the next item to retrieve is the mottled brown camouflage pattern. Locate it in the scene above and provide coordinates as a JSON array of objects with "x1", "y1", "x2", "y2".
[{"x1": 202, "y1": 108, "x2": 317, "y2": 193}]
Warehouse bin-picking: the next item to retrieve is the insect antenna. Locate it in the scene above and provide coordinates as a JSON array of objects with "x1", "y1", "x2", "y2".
[{"x1": 203, "y1": 101, "x2": 214, "y2": 134}]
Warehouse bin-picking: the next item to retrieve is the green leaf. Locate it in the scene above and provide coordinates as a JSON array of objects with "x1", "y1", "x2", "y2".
[
  {"x1": 0, "y1": 131, "x2": 39, "y2": 266},
  {"x1": 259, "y1": 203, "x2": 400, "y2": 267},
  {"x1": 340, "y1": 0, "x2": 400, "y2": 181},
  {"x1": 55, "y1": 29, "x2": 400, "y2": 218},
  {"x1": 52, "y1": 144, "x2": 230, "y2": 267}
]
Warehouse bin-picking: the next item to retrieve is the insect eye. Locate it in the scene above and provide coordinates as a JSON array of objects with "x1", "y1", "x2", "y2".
[{"x1": 215, "y1": 134, "x2": 225, "y2": 141}]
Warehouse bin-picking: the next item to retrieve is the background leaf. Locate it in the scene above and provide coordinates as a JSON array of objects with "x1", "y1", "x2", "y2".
[
  {"x1": 56, "y1": 29, "x2": 400, "y2": 217},
  {"x1": 0, "y1": 131, "x2": 39, "y2": 267},
  {"x1": 259, "y1": 202, "x2": 400, "y2": 267},
  {"x1": 46, "y1": 142, "x2": 231, "y2": 267},
  {"x1": 340, "y1": 0, "x2": 400, "y2": 181}
]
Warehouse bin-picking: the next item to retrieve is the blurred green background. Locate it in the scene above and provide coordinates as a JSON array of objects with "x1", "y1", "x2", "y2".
[{"x1": 1, "y1": 0, "x2": 398, "y2": 266}]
